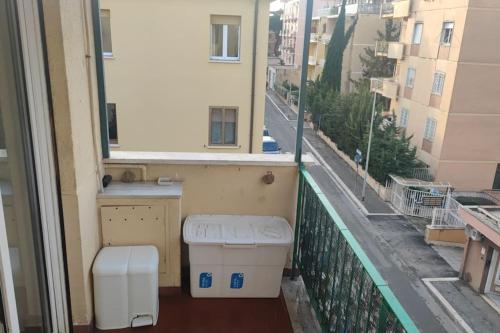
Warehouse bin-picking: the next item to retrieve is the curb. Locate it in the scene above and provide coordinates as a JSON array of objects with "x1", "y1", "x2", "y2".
[{"x1": 422, "y1": 277, "x2": 475, "y2": 333}]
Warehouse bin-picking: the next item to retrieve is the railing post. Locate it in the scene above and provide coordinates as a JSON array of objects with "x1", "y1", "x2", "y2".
[
  {"x1": 291, "y1": 168, "x2": 305, "y2": 279},
  {"x1": 295, "y1": 0, "x2": 314, "y2": 164}
]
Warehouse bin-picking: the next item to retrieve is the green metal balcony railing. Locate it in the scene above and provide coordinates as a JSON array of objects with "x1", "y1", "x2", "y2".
[{"x1": 292, "y1": 167, "x2": 419, "y2": 333}]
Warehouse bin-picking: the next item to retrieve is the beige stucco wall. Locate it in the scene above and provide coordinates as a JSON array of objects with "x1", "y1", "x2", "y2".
[
  {"x1": 461, "y1": 239, "x2": 487, "y2": 292},
  {"x1": 438, "y1": 5, "x2": 500, "y2": 190},
  {"x1": 102, "y1": 0, "x2": 268, "y2": 154},
  {"x1": 424, "y1": 226, "x2": 467, "y2": 246},
  {"x1": 42, "y1": 0, "x2": 103, "y2": 326},
  {"x1": 390, "y1": 0, "x2": 500, "y2": 190},
  {"x1": 104, "y1": 161, "x2": 298, "y2": 225}
]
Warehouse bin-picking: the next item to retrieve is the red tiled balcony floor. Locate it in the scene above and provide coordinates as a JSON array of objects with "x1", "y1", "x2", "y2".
[{"x1": 94, "y1": 289, "x2": 294, "y2": 333}]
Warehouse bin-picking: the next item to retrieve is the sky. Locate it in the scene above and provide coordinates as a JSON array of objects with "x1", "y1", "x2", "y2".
[{"x1": 270, "y1": 0, "x2": 283, "y2": 12}]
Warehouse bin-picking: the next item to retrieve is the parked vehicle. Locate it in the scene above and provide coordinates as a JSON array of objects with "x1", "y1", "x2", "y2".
[{"x1": 262, "y1": 136, "x2": 281, "y2": 154}]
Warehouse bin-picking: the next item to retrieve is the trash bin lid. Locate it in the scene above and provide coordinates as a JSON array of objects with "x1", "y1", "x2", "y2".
[
  {"x1": 128, "y1": 245, "x2": 159, "y2": 275},
  {"x1": 183, "y1": 215, "x2": 293, "y2": 246},
  {"x1": 92, "y1": 246, "x2": 131, "y2": 276}
]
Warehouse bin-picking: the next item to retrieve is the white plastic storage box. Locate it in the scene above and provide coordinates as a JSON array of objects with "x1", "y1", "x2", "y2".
[
  {"x1": 93, "y1": 246, "x2": 159, "y2": 330},
  {"x1": 183, "y1": 215, "x2": 293, "y2": 298}
]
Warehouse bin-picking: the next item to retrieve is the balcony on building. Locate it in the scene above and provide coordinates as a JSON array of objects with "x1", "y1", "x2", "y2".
[
  {"x1": 318, "y1": 5, "x2": 340, "y2": 18},
  {"x1": 380, "y1": 0, "x2": 410, "y2": 19},
  {"x1": 31, "y1": 0, "x2": 419, "y2": 333},
  {"x1": 318, "y1": 2, "x2": 381, "y2": 18},
  {"x1": 375, "y1": 41, "x2": 405, "y2": 59},
  {"x1": 308, "y1": 55, "x2": 317, "y2": 66},
  {"x1": 310, "y1": 32, "x2": 319, "y2": 43},
  {"x1": 321, "y1": 33, "x2": 331, "y2": 44},
  {"x1": 370, "y1": 77, "x2": 399, "y2": 99}
]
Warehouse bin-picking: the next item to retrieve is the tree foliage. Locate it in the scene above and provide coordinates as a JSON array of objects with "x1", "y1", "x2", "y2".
[
  {"x1": 361, "y1": 118, "x2": 422, "y2": 182},
  {"x1": 321, "y1": 0, "x2": 358, "y2": 92},
  {"x1": 307, "y1": 83, "x2": 422, "y2": 183},
  {"x1": 359, "y1": 19, "x2": 400, "y2": 81},
  {"x1": 305, "y1": 9, "x2": 419, "y2": 183}
]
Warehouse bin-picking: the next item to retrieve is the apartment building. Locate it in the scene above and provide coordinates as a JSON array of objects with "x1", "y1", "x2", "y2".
[
  {"x1": 280, "y1": 0, "x2": 300, "y2": 65},
  {"x1": 372, "y1": 0, "x2": 500, "y2": 190},
  {"x1": 100, "y1": 0, "x2": 268, "y2": 153},
  {"x1": 308, "y1": 0, "x2": 385, "y2": 93}
]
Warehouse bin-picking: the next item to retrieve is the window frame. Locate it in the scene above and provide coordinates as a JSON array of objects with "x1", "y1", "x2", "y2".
[
  {"x1": 208, "y1": 107, "x2": 239, "y2": 146},
  {"x1": 412, "y1": 22, "x2": 423, "y2": 45},
  {"x1": 100, "y1": 9, "x2": 113, "y2": 58},
  {"x1": 423, "y1": 117, "x2": 437, "y2": 141},
  {"x1": 106, "y1": 103, "x2": 118, "y2": 145},
  {"x1": 405, "y1": 68, "x2": 416, "y2": 88},
  {"x1": 431, "y1": 71, "x2": 446, "y2": 96},
  {"x1": 441, "y1": 21, "x2": 454, "y2": 45},
  {"x1": 210, "y1": 22, "x2": 241, "y2": 62},
  {"x1": 399, "y1": 108, "x2": 409, "y2": 128}
]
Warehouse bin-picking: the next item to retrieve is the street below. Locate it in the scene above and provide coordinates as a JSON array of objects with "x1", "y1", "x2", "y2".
[{"x1": 265, "y1": 91, "x2": 499, "y2": 333}]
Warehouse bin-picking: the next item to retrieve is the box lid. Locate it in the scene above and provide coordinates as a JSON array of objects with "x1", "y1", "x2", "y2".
[
  {"x1": 183, "y1": 215, "x2": 293, "y2": 246},
  {"x1": 92, "y1": 246, "x2": 131, "y2": 276}
]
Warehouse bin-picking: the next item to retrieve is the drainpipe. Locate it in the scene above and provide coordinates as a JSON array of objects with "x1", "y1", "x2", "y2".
[
  {"x1": 91, "y1": 0, "x2": 110, "y2": 158},
  {"x1": 249, "y1": 0, "x2": 259, "y2": 153}
]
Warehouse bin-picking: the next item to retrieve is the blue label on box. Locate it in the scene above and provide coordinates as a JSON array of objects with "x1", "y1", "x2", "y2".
[
  {"x1": 199, "y1": 272, "x2": 212, "y2": 288},
  {"x1": 230, "y1": 273, "x2": 244, "y2": 289}
]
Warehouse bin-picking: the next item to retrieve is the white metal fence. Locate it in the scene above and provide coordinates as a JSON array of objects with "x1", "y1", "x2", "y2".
[
  {"x1": 410, "y1": 168, "x2": 434, "y2": 182},
  {"x1": 389, "y1": 182, "x2": 447, "y2": 219},
  {"x1": 431, "y1": 208, "x2": 465, "y2": 228}
]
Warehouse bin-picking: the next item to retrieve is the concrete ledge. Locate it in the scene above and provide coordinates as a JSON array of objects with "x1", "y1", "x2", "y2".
[
  {"x1": 425, "y1": 226, "x2": 467, "y2": 246},
  {"x1": 106, "y1": 151, "x2": 316, "y2": 167}
]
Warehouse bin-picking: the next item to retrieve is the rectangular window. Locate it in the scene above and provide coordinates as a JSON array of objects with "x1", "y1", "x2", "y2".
[
  {"x1": 107, "y1": 103, "x2": 118, "y2": 144},
  {"x1": 493, "y1": 164, "x2": 500, "y2": 189},
  {"x1": 400, "y1": 108, "x2": 409, "y2": 128},
  {"x1": 412, "y1": 22, "x2": 423, "y2": 45},
  {"x1": 441, "y1": 22, "x2": 454, "y2": 45},
  {"x1": 424, "y1": 117, "x2": 437, "y2": 141},
  {"x1": 100, "y1": 9, "x2": 112, "y2": 56},
  {"x1": 431, "y1": 72, "x2": 446, "y2": 95},
  {"x1": 210, "y1": 16, "x2": 241, "y2": 61},
  {"x1": 209, "y1": 107, "x2": 237, "y2": 145},
  {"x1": 406, "y1": 68, "x2": 416, "y2": 88}
]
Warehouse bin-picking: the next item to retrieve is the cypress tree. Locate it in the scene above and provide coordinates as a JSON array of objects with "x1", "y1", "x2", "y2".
[{"x1": 321, "y1": 0, "x2": 358, "y2": 92}]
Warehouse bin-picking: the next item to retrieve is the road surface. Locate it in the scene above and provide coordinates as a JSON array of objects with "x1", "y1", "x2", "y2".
[{"x1": 265, "y1": 92, "x2": 462, "y2": 333}]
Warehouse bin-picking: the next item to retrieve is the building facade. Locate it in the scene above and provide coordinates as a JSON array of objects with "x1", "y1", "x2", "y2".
[
  {"x1": 308, "y1": 0, "x2": 385, "y2": 93},
  {"x1": 374, "y1": 0, "x2": 500, "y2": 190},
  {"x1": 101, "y1": 0, "x2": 269, "y2": 153},
  {"x1": 280, "y1": 0, "x2": 300, "y2": 66}
]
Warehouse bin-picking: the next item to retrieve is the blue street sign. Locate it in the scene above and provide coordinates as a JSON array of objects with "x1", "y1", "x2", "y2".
[{"x1": 354, "y1": 149, "x2": 363, "y2": 164}]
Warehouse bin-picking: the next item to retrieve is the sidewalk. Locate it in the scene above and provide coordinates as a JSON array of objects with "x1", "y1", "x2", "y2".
[
  {"x1": 425, "y1": 278, "x2": 500, "y2": 333},
  {"x1": 303, "y1": 128, "x2": 394, "y2": 214},
  {"x1": 266, "y1": 90, "x2": 298, "y2": 121}
]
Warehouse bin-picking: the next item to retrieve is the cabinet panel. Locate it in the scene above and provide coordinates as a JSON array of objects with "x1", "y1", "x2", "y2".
[{"x1": 101, "y1": 205, "x2": 167, "y2": 273}]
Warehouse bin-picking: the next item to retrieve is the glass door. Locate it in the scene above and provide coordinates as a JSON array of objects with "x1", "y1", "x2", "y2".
[
  {"x1": 0, "y1": 0, "x2": 68, "y2": 332},
  {"x1": 0, "y1": 0, "x2": 50, "y2": 331},
  {"x1": 0, "y1": 296, "x2": 5, "y2": 333}
]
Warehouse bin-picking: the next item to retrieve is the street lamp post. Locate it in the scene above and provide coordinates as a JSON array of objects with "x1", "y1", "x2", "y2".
[{"x1": 361, "y1": 90, "x2": 377, "y2": 201}]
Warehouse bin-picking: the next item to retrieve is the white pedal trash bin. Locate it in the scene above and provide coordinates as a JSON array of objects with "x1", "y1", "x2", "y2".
[
  {"x1": 183, "y1": 215, "x2": 293, "y2": 298},
  {"x1": 93, "y1": 246, "x2": 159, "y2": 329}
]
